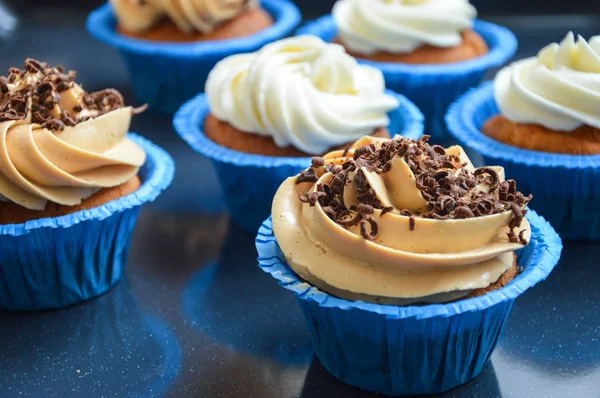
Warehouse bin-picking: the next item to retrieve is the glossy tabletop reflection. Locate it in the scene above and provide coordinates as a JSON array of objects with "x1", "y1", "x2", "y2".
[{"x1": 0, "y1": 5, "x2": 599, "y2": 398}]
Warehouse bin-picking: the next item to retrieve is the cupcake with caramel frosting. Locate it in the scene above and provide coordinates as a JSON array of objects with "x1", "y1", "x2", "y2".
[
  {"x1": 0, "y1": 59, "x2": 147, "y2": 224},
  {"x1": 0, "y1": 59, "x2": 174, "y2": 311},
  {"x1": 272, "y1": 135, "x2": 531, "y2": 304},
  {"x1": 298, "y1": 0, "x2": 517, "y2": 138},
  {"x1": 174, "y1": 36, "x2": 424, "y2": 232},
  {"x1": 257, "y1": 134, "x2": 561, "y2": 396},
  {"x1": 112, "y1": 0, "x2": 273, "y2": 42}
]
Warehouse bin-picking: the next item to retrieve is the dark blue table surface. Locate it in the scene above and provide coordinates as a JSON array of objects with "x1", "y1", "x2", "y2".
[{"x1": 0, "y1": 5, "x2": 599, "y2": 398}]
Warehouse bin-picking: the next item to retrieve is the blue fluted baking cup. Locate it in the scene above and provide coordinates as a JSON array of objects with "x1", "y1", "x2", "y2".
[
  {"x1": 297, "y1": 17, "x2": 517, "y2": 140},
  {"x1": 86, "y1": 0, "x2": 301, "y2": 115},
  {"x1": 0, "y1": 134, "x2": 175, "y2": 311},
  {"x1": 256, "y1": 211, "x2": 562, "y2": 396},
  {"x1": 446, "y1": 81, "x2": 600, "y2": 240},
  {"x1": 174, "y1": 92, "x2": 424, "y2": 233}
]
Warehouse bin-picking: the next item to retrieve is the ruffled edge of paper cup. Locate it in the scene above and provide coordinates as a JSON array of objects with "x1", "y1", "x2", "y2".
[
  {"x1": 86, "y1": 0, "x2": 301, "y2": 57},
  {"x1": 173, "y1": 92, "x2": 424, "y2": 168},
  {"x1": 446, "y1": 81, "x2": 600, "y2": 169},
  {"x1": 0, "y1": 133, "x2": 175, "y2": 237},
  {"x1": 256, "y1": 210, "x2": 562, "y2": 320}
]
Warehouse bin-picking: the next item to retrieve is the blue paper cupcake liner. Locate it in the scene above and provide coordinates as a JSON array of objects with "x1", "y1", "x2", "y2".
[
  {"x1": 297, "y1": 17, "x2": 517, "y2": 140},
  {"x1": 174, "y1": 92, "x2": 424, "y2": 233},
  {"x1": 446, "y1": 81, "x2": 600, "y2": 240},
  {"x1": 0, "y1": 134, "x2": 175, "y2": 311},
  {"x1": 86, "y1": 0, "x2": 301, "y2": 115},
  {"x1": 256, "y1": 211, "x2": 562, "y2": 396}
]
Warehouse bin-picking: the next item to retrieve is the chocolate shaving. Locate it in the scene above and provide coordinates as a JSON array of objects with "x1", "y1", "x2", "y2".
[
  {"x1": 0, "y1": 59, "x2": 130, "y2": 128},
  {"x1": 474, "y1": 167, "x2": 500, "y2": 193},
  {"x1": 329, "y1": 170, "x2": 348, "y2": 195},
  {"x1": 41, "y1": 119, "x2": 65, "y2": 131},
  {"x1": 296, "y1": 134, "x2": 532, "y2": 242},
  {"x1": 507, "y1": 229, "x2": 519, "y2": 243},
  {"x1": 24, "y1": 58, "x2": 49, "y2": 74},
  {"x1": 518, "y1": 230, "x2": 528, "y2": 245},
  {"x1": 342, "y1": 141, "x2": 353, "y2": 157},
  {"x1": 311, "y1": 157, "x2": 325, "y2": 168},
  {"x1": 381, "y1": 206, "x2": 394, "y2": 217},
  {"x1": 296, "y1": 168, "x2": 318, "y2": 184}
]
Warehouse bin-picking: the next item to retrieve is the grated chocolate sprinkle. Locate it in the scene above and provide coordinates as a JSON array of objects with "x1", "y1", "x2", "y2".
[
  {"x1": 0, "y1": 58, "x2": 142, "y2": 130},
  {"x1": 296, "y1": 135, "x2": 532, "y2": 242},
  {"x1": 311, "y1": 157, "x2": 325, "y2": 168}
]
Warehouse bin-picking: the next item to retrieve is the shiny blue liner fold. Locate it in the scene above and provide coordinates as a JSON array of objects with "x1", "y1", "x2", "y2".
[
  {"x1": 256, "y1": 211, "x2": 562, "y2": 396},
  {"x1": 86, "y1": 0, "x2": 301, "y2": 115},
  {"x1": 297, "y1": 16, "x2": 517, "y2": 140},
  {"x1": 0, "y1": 134, "x2": 175, "y2": 311},
  {"x1": 174, "y1": 92, "x2": 424, "y2": 233},
  {"x1": 446, "y1": 81, "x2": 600, "y2": 240}
]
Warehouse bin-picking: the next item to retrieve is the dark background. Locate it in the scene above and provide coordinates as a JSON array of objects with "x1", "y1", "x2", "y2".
[{"x1": 6, "y1": 0, "x2": 600, "y2": 18}]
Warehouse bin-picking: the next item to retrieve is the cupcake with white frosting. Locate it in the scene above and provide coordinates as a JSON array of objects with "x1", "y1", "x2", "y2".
[
  {"x1": 257, "y1": 134, "x2": 562, "y2": 395},
  {"x1": 333, "y1": 0, "x2": 487, "y2": 64},
  {"x1": 174, "y1": 36, "x2": 424, "y2": 232},
  {"x1": 87, "y1": 0, "x2": 301, "y2": 114},
  {"x1": 298, "y1": 0, "x2": 517, "y2": 138},
  {"x1": 447, "y1": 32, "x2": 600, "y2": 239},
  {"x1": 0, "y1": 59, "x2": 174, "y2": 311}
]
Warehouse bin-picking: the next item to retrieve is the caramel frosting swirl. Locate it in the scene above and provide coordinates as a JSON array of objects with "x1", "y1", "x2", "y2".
[
  {"x1": 110, "y1": 0, "x2": 258, "y2": 34},
  {"x1": 0, "y1": 59, "x2": 145, "y2": 211},
  {"x1": 272, "y1": 135, "x2": 532, "y2": 305}
]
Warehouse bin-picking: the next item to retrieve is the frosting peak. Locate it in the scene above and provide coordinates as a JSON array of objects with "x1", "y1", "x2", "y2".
[
  {"x1": 205, "y1": 36, "x2": 399, "y2": 155},
  {"x1": 0, "y1": 59, "x2": 146, "y2": 212},
  {"x1": 110, "y1": 0, "x2": 258, "y2": 34},
  {"x1": 272, "y1": 135, "x2": 531, "y2": 304},
  {"x1": 333, "y1": 0, "x2": 477, "y2": 54},
  {"x1": 495, "y1": 32, "x2": 600, "y2": 131}
]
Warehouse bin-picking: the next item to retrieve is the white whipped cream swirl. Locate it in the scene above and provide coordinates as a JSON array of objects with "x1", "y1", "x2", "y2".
[
  {"x1": 205, "y1": 36, "x2": 399, "y2": 155},
  {"x1": 332, "y1": 0, "x2": 477, "y2": 55},
  {"x1": 495, "y1": 32, "x2": 600, "y2": 131}
]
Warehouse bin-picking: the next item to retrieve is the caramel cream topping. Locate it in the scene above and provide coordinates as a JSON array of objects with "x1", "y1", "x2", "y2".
[
  {"x1": 272, "y1": 135, "x2": 532, "y2": 304},
  {"x1": 0, "y1": 59, "x2": 145, "y2": 211},
  {"x1": 110, "y1": 0, "x2": 258, "y2": 34}
]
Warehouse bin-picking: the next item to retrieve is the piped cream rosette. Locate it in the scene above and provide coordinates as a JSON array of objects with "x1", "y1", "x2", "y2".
[
  {"x1": 0, "y1": 108, "x2": 145, "y2": 211},
  {"x1": 272, "y1": 136, "x2": 530, "y2": 305}
]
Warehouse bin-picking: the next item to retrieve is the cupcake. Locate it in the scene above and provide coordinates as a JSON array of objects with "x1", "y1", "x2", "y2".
[
  {"x1": 112, "y1": 0, "x2": 273, "y2": 42},
  {"x1": 257, "y1": 135, "x2": 562, "y2": 395},
  {"x1": 298, "y1": 0, "x2": 517, "y2": 139},
  {"x1": 175, "y1": 35, "x2": 424, "y2": 233},
  {"x1": 0, "y1": 59, "x2": 174, "y2": 311},
  {"x1": 447, "y1": 33, "x2": 600, "y2": 239},
  {"x1": 87, "y1": 0, "x2": 301, "y2": 114}
]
